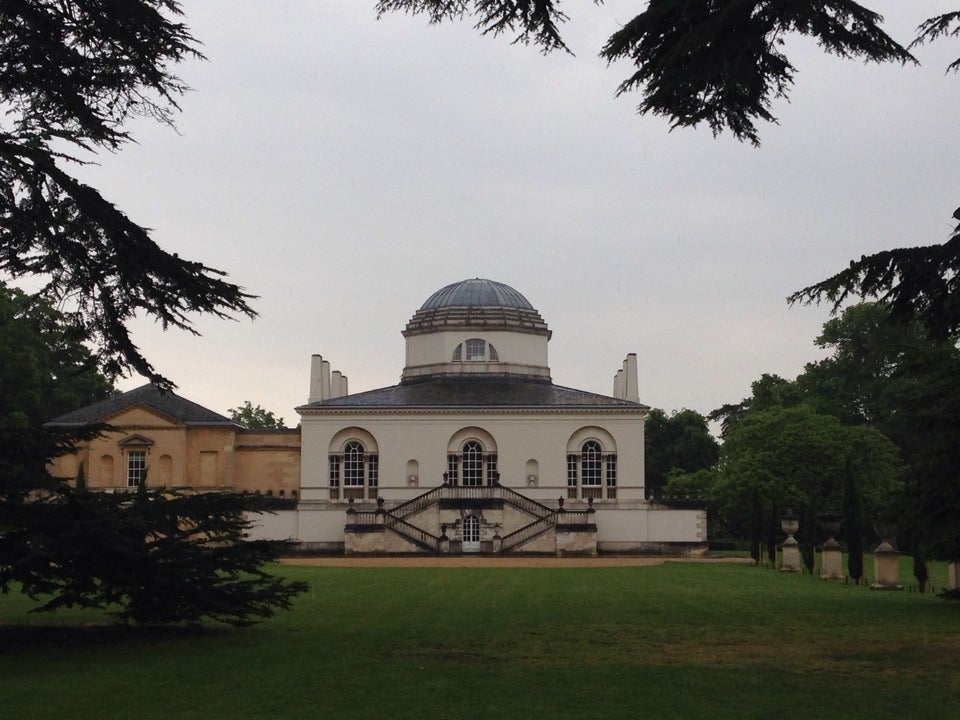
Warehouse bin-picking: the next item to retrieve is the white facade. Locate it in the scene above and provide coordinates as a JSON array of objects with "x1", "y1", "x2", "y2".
[{"x1": 266, "y1": 279, "x2": 707, "y2": 555}]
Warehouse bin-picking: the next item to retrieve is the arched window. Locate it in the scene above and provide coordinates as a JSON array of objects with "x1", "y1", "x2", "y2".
[
  {"x1": 451, "y1": 339, "x2": 500, "y2": 363},
  {"x1": 462, "y1": 441, "x2": 484, "y2": 486},
  {"x1": 343, "y1": 441, "x2": 365, "y2": 488},
  {"x1": 581, "y1": 441, "x2": 602, "y2": 488},
  {"x1": 567, "y1": 440, "x2": 617, "y2": 500},
  {"x1": 329, "y1": 440, "x2": 379, "y2": 501},
  {"x1": 447, "y1": 439, "x2": 498, "y2": 487}
]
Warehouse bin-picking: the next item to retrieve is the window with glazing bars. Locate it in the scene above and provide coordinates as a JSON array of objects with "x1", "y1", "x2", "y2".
[
  {"x1": 465, "y1": 338, "x2": 485, "y2": 361},
  {"x1": 462, "y1": 441, "x2": 483, "y2": 486},
  {"x1": 368, "y1": 454, "x2": 379, "y2": 488},
  {"x1": 447, "y1": 454, "x2": 459, "y2": 484},
  {"x1": 127, "y1": 450, "x2": 146, "y2": 488},
  {"x1": 581, "y1": 441, "x2": 602, "y2": 486},
  {"x1": 328, "y1": 454, "x2": 340, "y2": 487},
  {"x1": 567, "y1": 453, "x2": 578, "y2": 499},
  {"x1": 605, "y1": 455, "x2": 617, "y2": 487},
  {"x1": 485, "y1": 453, "x2": 498, "y2": 484},
  {"x1": 343, "y1": 442, "x2": 365, "y2": 486}
]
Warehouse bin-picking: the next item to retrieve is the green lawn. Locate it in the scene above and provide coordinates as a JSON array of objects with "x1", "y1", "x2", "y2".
[{"x1": 1, "y1": 562, "x2": 958, "y2": 720}]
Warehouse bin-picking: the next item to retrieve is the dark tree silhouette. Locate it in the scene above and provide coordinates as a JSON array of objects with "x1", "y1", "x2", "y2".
[{"x1": 0, "y1": 1, "x2": 255, "y2": 387}]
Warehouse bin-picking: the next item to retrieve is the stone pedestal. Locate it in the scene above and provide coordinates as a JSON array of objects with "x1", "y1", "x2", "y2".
[
  {"x1": 781, "y1": 537, "x2": 802, "y2": 573},
  {"x1": 949, "y1": 562, "x2": 959, "y2": 590},
  {"x1": 820, "y1": 540, "x2": 845, "y2": 580},
  {"x1": 780, "y1": 514, "x2": 802, "y2": 572},
  {"x1": 871, "y1": 540, "x2": 902, "y2": 590},
  {"x1": 439, "y1": 525, "x2": 450, "y2": 554}
]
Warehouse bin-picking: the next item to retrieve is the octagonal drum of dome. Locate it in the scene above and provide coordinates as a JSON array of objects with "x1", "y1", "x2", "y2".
[{"x1": 402, "y1": 278, "x2": 552, "y2": 383}]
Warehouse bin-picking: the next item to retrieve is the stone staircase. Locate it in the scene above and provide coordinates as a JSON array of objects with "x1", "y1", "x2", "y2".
[{"x1": 344, "y1": 483, "x2": 596, "y2": 555}]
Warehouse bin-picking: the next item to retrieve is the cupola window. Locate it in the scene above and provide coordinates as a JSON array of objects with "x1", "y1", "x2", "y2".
[{"x1": 451, "y1": 339, "x2": 500, "y2": 363}]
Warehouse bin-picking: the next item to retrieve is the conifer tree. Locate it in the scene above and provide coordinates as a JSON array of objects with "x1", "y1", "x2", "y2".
[
  {"x1": 0, "y1": 2, "x2": 302, "y2": 625},
  {"x1": 842, "y1": 460, "x2": 864, "y2": 584}
]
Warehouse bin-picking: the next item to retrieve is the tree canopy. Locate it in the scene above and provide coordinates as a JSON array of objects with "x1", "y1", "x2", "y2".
[
  {"x1": 1, "y1": 472, "x2": 308, "y2": 626},
  {"x1": 0, "y1": 0, "x2": 255, "y2": 388},
  {"x1": 644, "y1": 408, "x2": 719, "y2": 499},
  {"x1": 789, "y1": 208, "x2": 960, "y2": 342},
  {"x1": 686, "y1": 302, "x2": 960, "y2": 564},
  {"x1": 0, "y1": 280, "x2": 114, "y2": 428},
  {"x1": 377, "y1": 2, "x2": 960, "y2": 340},
  {"x1": 377, "y1": 2, "x2": 956, "y2": 145},
  {"x1": 229, "y1": 402, "x2": 286, "y2": 430}
]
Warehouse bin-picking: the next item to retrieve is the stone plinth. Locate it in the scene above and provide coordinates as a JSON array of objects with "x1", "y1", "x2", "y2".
[
  {"x1": 781, "y1": 537, "x2": 802, "y2": 572},
  {"x1": 871, "y1": 540, "x2": 902, "y2": 590},
  {"x1": 820, "y1": 540, "x2": 845, "y2": 580}
]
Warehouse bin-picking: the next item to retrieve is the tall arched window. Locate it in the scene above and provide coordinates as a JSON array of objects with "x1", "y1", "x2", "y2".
[
  {"x1": 581, "y1": 441, "x2": 602, "y2": 489},
  {"x1": 462, "y1": 441, "x2": 484, "y2": 486},
  {"x1": 567, "y1": 440, "x2": 617, "y2": 500},
  {"x1": 447, "y1": 439, "x2": 498, "y2": 487},
  {"x1": 329, "y1": 440, "x2": 379, "y2": 500}
]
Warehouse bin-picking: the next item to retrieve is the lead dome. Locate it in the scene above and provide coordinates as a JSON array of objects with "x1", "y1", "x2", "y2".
[
  {"x1": 402, "y1": 278, "x2": 551, "y2": 383},
  {"x1": 420, "y1": 278, "x2": 535, "y2": 311}
]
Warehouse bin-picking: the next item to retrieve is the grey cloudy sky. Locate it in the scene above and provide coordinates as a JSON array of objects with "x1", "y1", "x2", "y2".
[{"x1": 83, "y1": 1, "x2": 957, "y2": 423}]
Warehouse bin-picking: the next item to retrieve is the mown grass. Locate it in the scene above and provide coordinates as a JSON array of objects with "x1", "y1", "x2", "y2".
[{"x1": 1, "y1": 562, "x2": 958, "y2": 720}]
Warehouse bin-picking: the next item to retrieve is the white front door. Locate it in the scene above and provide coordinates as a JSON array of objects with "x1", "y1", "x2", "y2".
[{"x1": 462, "y1": 515, "x2": 481, "y2": 552}]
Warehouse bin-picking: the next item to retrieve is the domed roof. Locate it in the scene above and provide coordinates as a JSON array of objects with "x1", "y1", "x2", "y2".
[{"x1": 420, "y1": 278, "x2": 534, "y2": 311}]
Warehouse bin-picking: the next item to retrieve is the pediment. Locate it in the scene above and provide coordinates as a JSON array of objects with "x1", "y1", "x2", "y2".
[
  {"x1": 103, "y1": 404, "x2": 183, "y2": 428},
  {"x1": 117, "y1": 433, "x2": 155, "y2": 448}
]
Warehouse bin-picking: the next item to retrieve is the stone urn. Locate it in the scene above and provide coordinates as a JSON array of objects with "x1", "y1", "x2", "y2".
[
  {"x1": 780, "y1": 510, "x2": 801, "y2": 573},
  {"x1": 781, "y1": 511, "x2": 799, "y2": 541},
  {"x1": 819, "y1": 512, "x2": 842, "y2": 544}
]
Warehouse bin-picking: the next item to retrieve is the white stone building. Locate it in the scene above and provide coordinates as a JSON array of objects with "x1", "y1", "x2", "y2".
[{"x1": 254, "y1": 278, "x2": 706, "y2": 555}]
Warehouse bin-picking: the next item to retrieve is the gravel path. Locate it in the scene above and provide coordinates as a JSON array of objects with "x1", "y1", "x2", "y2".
[{"x1": 280, "y1": 555, "x2": 751, "y2": 568}]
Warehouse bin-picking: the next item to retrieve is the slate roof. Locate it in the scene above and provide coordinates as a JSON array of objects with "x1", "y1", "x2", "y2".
[
  {"x1": 420, "y1": 278, "x2": 534, "y2": 311},
  {"x1": 46, "y1": 383, "x2": 238, "y2": 427},
  {"x1": 297, "y1": 377, "x2": 647, "y2": 411}
]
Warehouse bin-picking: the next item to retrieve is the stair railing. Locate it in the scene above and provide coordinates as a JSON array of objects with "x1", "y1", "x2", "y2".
[
  {"x1": 382, "y1": 511, "x2": 440, "y2": 551},
  {"x1": 500, "y1": 513, "x2": 558, "y2": 552}
]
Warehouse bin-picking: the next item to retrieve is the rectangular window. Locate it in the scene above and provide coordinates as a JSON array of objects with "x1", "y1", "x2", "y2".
[
  {"x1": 344, "y1": 452, "x2": 364, "y2": 487},
  {"x1": 328, "y1": 454, "x2": 340, "y2": 487},
  {"x1": 582, "y1": 458, "x2": 601, "y2": 486},
  {"x1": 465, "y1": 338, "x2": 485, "y2": 361},
  {"x1": 328, "y1": 454, "x2": 340, "y2": 500},
  {"x1": 567, "y1": 454, "x2": 578, "y2": 499},
  {"x1": 605, "y1": 455, "x2": 617, "y2": 487},
  {"x1": 606, "y1": 454, "x2": 618, "y2": 500},
  {"x1": 127, "y1": 450, "x2": 146, "y2": 488},
  {"x1": 367, "y1": 454, "x2": 379, "y2": 488},
  {"x1": 486, "y1": 453, "x2": 498, "y2": 485},
  {"x1": 447, "y1": 454, "x2": 459, "y2": 485}
]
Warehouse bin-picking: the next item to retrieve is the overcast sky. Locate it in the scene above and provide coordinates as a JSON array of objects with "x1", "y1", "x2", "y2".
[{"x1": 78, "y1": 1, "x2": 958, "y2": 423}]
